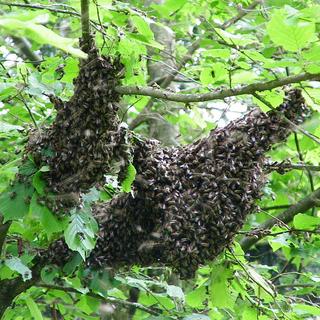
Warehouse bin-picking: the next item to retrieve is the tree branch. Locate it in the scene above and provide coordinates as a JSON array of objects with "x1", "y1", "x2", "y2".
[
  {"x1": 240, "y1": 188, "x2": 320, "y2": 251},
  {"x1": 37, "y1": 284, "x2": 160, "y2": 316},
  {"x1": 267, "y1": 163, "x2": 320, "y2": 173},
  {"x1": 221, "y1": 0, "x2": 262, "y2": 29},
  {"x1": 81, "y1": 0, "x2": 90, "y2": 51},
  {"x1": 11, "y1": 37, "x2": 42, "y2": 68},
  {"x1": 0, "y1": 218, "x2": 10, "y2": 255},
  {"x1": 0, "y1": 261, "x2": 43, "y2": 318},
  {"x1": 116, "y1": 72, "x2": 320, "y2": 103},
  {"x1": 130, "y1": 0, "x2": 261, "y2": 130}
]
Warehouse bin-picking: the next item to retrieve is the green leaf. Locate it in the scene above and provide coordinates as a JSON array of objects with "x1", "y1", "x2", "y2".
[
  {"x1": 32, "y1": 171, "x2": 46, "y2": 195},
  {"x1": 186, "y1": 286, "x2": 207, "y2": 308},
  {"x1": 210, "y1": 265, "x2": 235, "y2": 309},
  {"x1": 64, "y1": 209, "x2": 98, "y2": 260},
  {"x1": 268, "y1": 234, "x2": 290, "y2": 252},
  {"x1": 131, "y1": 16, "x2": 154, "y2": 40},
  {"x1": 29, "y1": 193, "x2": 65, "y2": 237},
  {"x1": 152, "y1": 0, "x2": 187, "y2": 16},
  {"x1": 302, "y1": 45, "x2": 320, "y2": 61},
  {"x1": 267, "y1": 11, "x2": 315, "y2": 51},
  {"x1": 76, "y1": 295, "x2": 100, "y2": 315},
  {"x1": 0, "y1": 18, "x2": 87, "y2": 59},
  {"x1": 127, "y1": 33, "x2": 164, "y2": 50},
  {"x1": 293, "y1": 213, "x2": 320, "y2": 230},
  {"x1": 292, "y1": 303, "x2": 320, "y2": 316},
  {"x1": 121, "y1": 163, "x2": 137, "y2": 193},
  {"x1": 24, "y1": 296, "x2": 43, "y2": 320},
  {"x1": 19, "y1": 158, "x2": 37, "y2": 176},
  {"x1": 5, "y1": 256, "x2": 32, "y2": 281},
  {"x1": 200, "y1": 68, "x2": 214, "y2": 86},
  {"x1": 0, "y1": 181, "x2": 34, "y2": 221}
]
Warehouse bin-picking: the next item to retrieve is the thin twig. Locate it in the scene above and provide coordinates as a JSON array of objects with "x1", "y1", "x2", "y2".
[{"x1": 276, "y1": 283, "x2": 318, "y2": 289}]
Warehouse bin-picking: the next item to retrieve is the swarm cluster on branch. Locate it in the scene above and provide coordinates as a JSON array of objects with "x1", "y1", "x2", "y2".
[
  {"x1": 27, "y1": 39, "x2": 129, "y2": 198},
  {"x1": 36, "y1": 47, "x2": 309, "y2": 278}
]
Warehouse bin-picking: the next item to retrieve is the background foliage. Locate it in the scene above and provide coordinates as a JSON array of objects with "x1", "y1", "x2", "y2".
[{"x1": 0, "y1": 0, "x2": 319, "y2": 319}]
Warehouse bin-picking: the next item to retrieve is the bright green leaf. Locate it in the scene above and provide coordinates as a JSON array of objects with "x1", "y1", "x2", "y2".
[
  {"x1": 0, "y1": 181, "x2": 34, "y2": 221},
  {"x1": 121, "y1": 163, "x2": 137, "y2": 193},
  {"x1": 210, "y1": 265, "x2": 235, "y2": 309},
  {"x1": 267, "y1": 11, "x2": 315, "y2": 51},
  {"x1": 293, "y1": 213, "x2": 320, "y2": 230},
  {"x1": 32, "y1": 171, "x2": 46, "y2": 195},
  {"x1": 0, "y1": 18, "x2": 87, "y2": 59},
  {"x1": 30, "y1": 193, "x2": 65, "y2": 237},
  {"x1": 24, "y1": 296, "x2": 43, "y2": 320}
]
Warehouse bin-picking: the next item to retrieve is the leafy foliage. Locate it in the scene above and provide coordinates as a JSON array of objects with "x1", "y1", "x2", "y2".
[{"x1": 0, "y1": 0, "x2": 319, "y2": 319}]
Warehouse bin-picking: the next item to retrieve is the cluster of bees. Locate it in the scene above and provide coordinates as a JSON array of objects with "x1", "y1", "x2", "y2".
[
  {"x1": 32, "y1": 46, "x2": 309, "y2": 278},
  {"x1": 27, "y1": 42, "x2": 127, "y2": 200},
  {"x1": 89, "y1": 90, "x2": 309, "y2": 278}
]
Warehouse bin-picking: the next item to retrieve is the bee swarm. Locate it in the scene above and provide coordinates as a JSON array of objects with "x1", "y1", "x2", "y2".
[
  {"x1": 27, "y1": 39, "x2": 129, "y2": 200},
  {"x1": 37, "y1": 46, "x2": 309, "y2": 279},
  {"x1": 88, "y1": 89, "x2": 309, "y2": 278}
]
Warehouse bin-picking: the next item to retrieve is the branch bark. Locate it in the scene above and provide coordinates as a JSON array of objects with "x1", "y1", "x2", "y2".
[
  {"x1": 240, "y1": 188, "x2": 320, "y2": 251},
  {"x1": 116, "y1": 72, "x2": 320, "y2": 102},
  {"x1": 221, "y1": 0, "x2": 262, "y2": 29}
]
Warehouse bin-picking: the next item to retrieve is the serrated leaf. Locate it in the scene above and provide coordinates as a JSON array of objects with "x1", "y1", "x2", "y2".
[
  {"x1": 293, "y1": 213, "x2": 320, "y2": 230},
  {"x1": 5, "y1": 257, "x2": 32, "y2": 281},
  {"x1": 121, "y1": 163, "x2": 137, "y2": 193},
  {"x1": 0, "y1": 18, "x2": 87, "y2": 59},
  {"x1": 64, "y1": 209, "x2": 98, "y2": 260},
  {"x1": 267, "y1": 12, "x2": 315, "y2": 51},
  {"x1": 24, "y1": 296, "x2": 43, "y2": 320},
  {"x1": 0, "y1": 181, "x2": 34, "y2": 221}
]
